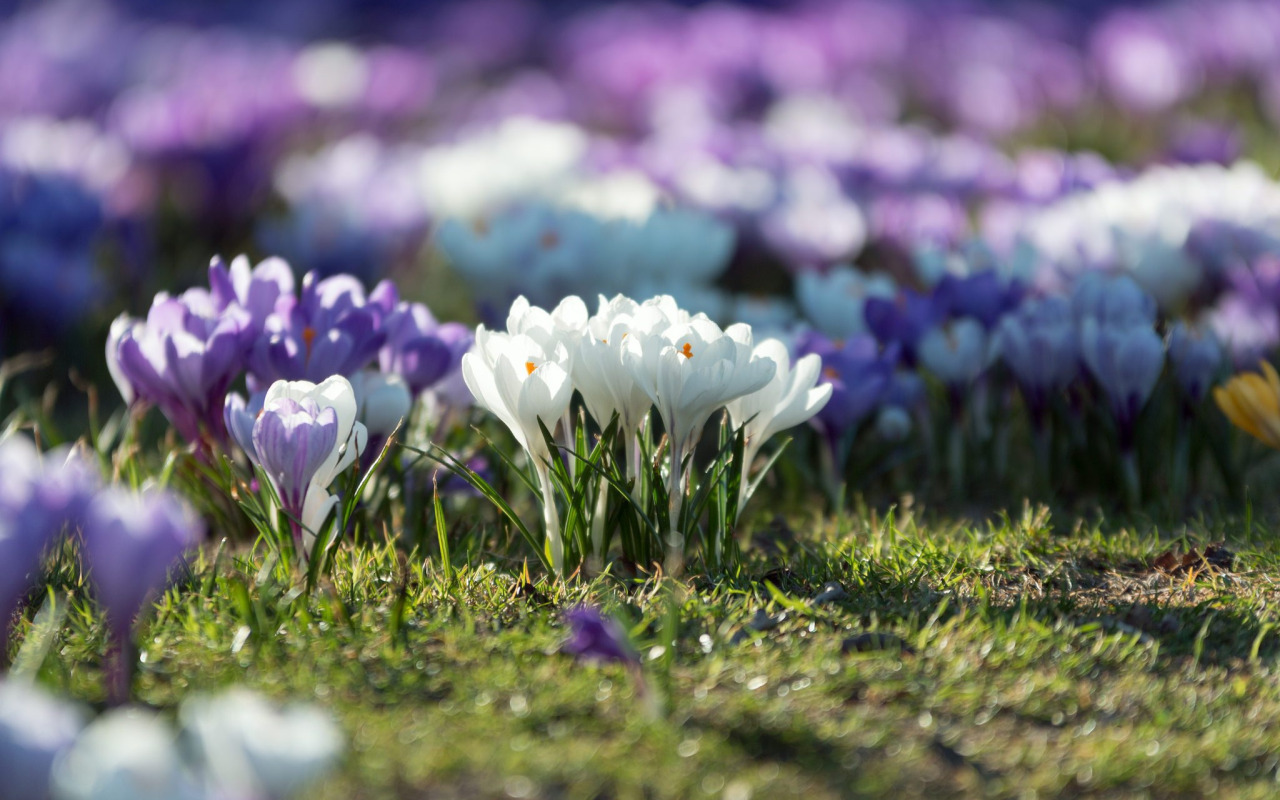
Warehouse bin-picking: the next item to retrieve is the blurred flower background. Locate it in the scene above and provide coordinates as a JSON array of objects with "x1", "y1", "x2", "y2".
[{"x1": 5, "y1": 0, "x2": 1280, "y2": 504}]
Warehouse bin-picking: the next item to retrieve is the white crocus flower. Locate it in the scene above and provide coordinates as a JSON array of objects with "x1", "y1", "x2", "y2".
[
  {"x1": 262, "y1": 375, "x2": 368, "y2": 549},
  {"x1": 181, "y1": 688, "x2": 343, "y2": 800},
  {"x1": 506, "y1": 295, "x2": 590, "y2": 475},
  {"x1": 624, "y1": 317, "x2": 776, "y2": 534},
  {"x1": 577, "y1": 297, "x2": 670, "y2": 444},
  {"x1": 505, "y1": 294, "x2": 590, "y2": 358},
  {"x1": 725, "y1": 339, "x2": 832, "y2": 514},
  {"x1": 573, "y1": 296, "x2": 676, "y2": 559},
  {"x1": 51, "y1": 709, "x2": 202, "y2": 800},
  {"x1": 462, "y1": 327, "x2": 574, "y2": 574}
]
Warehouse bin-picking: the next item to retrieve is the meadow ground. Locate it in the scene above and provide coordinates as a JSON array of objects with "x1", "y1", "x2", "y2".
[{"x1": 19, "y1": 498, "x2": 1280, "y2": 799}]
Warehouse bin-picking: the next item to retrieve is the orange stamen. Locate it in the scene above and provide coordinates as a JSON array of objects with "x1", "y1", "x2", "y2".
[
  {"x1": 823, "y1": 367, "x2": 840, "y2": 380},
  {"x1": 302, "y1": 326, "x2": 317, "y2": 360},
  {"x1": 680, "y1": 342, "x2": 693, "y2": 359},
  {"x1": 540, "y1": 230, "x2": 559, "y2": 249},
  {"x1": 526, "y1": 361, "x2": 537, "y2": 375}
]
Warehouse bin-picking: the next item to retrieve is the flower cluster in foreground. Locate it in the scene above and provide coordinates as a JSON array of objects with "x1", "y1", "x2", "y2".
[
  {"x1": 0, "y1": 436, "x2": 201, "y2": 704},
  {"x1": 462, "y1": 294, "x2": 830, "y2": 574}
]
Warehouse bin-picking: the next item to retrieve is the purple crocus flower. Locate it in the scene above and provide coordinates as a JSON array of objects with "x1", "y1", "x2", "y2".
[
  {"x1": 223, "y1": 390, "x2": 266, "y2": 463},
  {"x1": 206, "y1": 254, "x2": 295, "y2": 335},
  {"x1": 797, "y1": 331, "x2": 898, "y2": 453},
  {"x1": 864, "y1": 290, "x2": 941, "y2": 365},
  {"x1": 81, "y1": 485, "x2": 202, "y2": 704},
  {"x1": 0, "y1": 515, "x2": 43, "y2": 665},
  {"x1": 248, "y1": 271, "x2": 390, "y2": 388},
  {"x1": 0, "y1": 438, "x2": 99, "y2": 661},
  {"x1": 107, "y1": 292, "x2": 249, "y2": 444},
  {"x1": 994, "y1": 296, "x2": 1079, "y2": 417},
  {"x1": 934, "y1": 271, "x2": 1024, "y2": 330},
  {"x1": 1080, "y1": 320, "x2": 1165, "y2": 445},
  {"x1": 1206, "y1": 292, "x2": 1280, "y2": 367},
  {"x1": 1167, "y1": 322, "x2": 1223, "y2": 405},
  {"x1": 561, "y1": 606, "x2": 637, "y2": 666},
  {"x1": 82, "y1": 486, "x2": 202, "y2": 639},
  {"x1": 249, "y1": 396, "x2": 339, "y2": 542},
  {"x1": 379, "y1": 300, "x2": 473, "y2": 397}
]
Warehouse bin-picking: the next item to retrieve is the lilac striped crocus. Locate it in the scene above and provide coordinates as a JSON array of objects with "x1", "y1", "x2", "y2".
[
  {"x1": 81, "y1": 485, "x2": 202, "y2": 704},
  {"x1": 106, "y1": 290, "x2": 249, "y2": 444},
  {"x1": 247, "y1": 271, "x2": 390, "y2": 388},
  {"x1": 227, "y1": 376, "x2": 367, "y2": 553}
]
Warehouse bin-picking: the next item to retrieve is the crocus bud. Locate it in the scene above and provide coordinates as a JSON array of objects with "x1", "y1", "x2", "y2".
[{"x1": 1168, "y1": 322, "x2": 1223, "y2": 404}]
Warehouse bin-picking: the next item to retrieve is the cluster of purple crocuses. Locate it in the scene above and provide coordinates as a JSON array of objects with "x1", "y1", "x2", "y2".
[
  {"x1": 0, "y1": 435, "x2": 201, "y2": 704},
  {"x1": 106, "y1": 255, "x2": 472, "y2": 450}
]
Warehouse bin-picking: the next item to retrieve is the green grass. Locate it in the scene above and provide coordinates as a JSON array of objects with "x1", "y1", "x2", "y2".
[{"x1": 16, "y1": 498, "x2": 1280, "y2": 799}]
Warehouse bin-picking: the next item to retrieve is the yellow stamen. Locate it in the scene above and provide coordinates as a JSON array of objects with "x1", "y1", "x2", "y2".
[
  {"x1": 680, "y1": 342, "x2": 693, "y2": 359},
  {"x1": 526, "y1": 361, "x2": 537, "y2": 375}
]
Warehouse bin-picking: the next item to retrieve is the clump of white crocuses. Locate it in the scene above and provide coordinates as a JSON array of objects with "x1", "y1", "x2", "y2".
[{"x1": 457, "y1": 293, "x2": 829, "y2": 575}]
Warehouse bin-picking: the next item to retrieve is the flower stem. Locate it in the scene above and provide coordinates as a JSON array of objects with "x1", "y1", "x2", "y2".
[
  {"x1": 1121, "y1": 448, "x2": 1141, "y2": 510},
  {"x1": 105, "y1": 633, "x2": 135, "y2": 707},
  {"x1": 535, "y1": 463, "x2": 564, "y2": 576},
  {"x1": 666, "y1": 436, "x2": 685, "y2": 569},
  {"x1": 948, "y1": 423, "x2": 965, "y2": 498},
  {"x1": 1172, "y1": 416, "x2": 1192, "y2": 503},
  {"x1": 590, "y1": 473, "x2": 609, "y2": 559},
  {"x1": 626, "y1": 433, "x2": 643, "y2": 504}
]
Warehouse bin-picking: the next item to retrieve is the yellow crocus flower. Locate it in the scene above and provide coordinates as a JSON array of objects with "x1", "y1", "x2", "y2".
[{"x1": 1214, "y1": 361, "x2": 1280, "y2": 449}]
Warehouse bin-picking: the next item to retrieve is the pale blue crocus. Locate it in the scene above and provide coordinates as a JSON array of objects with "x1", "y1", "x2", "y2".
[
  {"x1": 1167, "y1": 322, "x2": 1223, "y2": 405},
  {"x1": 917, "y1": 317, "x2": 992, "y2": 392},
  {"x1": 1070, "y1": 272, "x2": 1158, "y2": 328},
  {"x1": 795, "y1": 264, "x2": 897, "y2": 340},
  {"x1": 994, "y1": 296, "x2": 1079, "y2": 416},
  {"x1": 1080, "y1": 319, "x2": 1166, "y2": 441}
]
